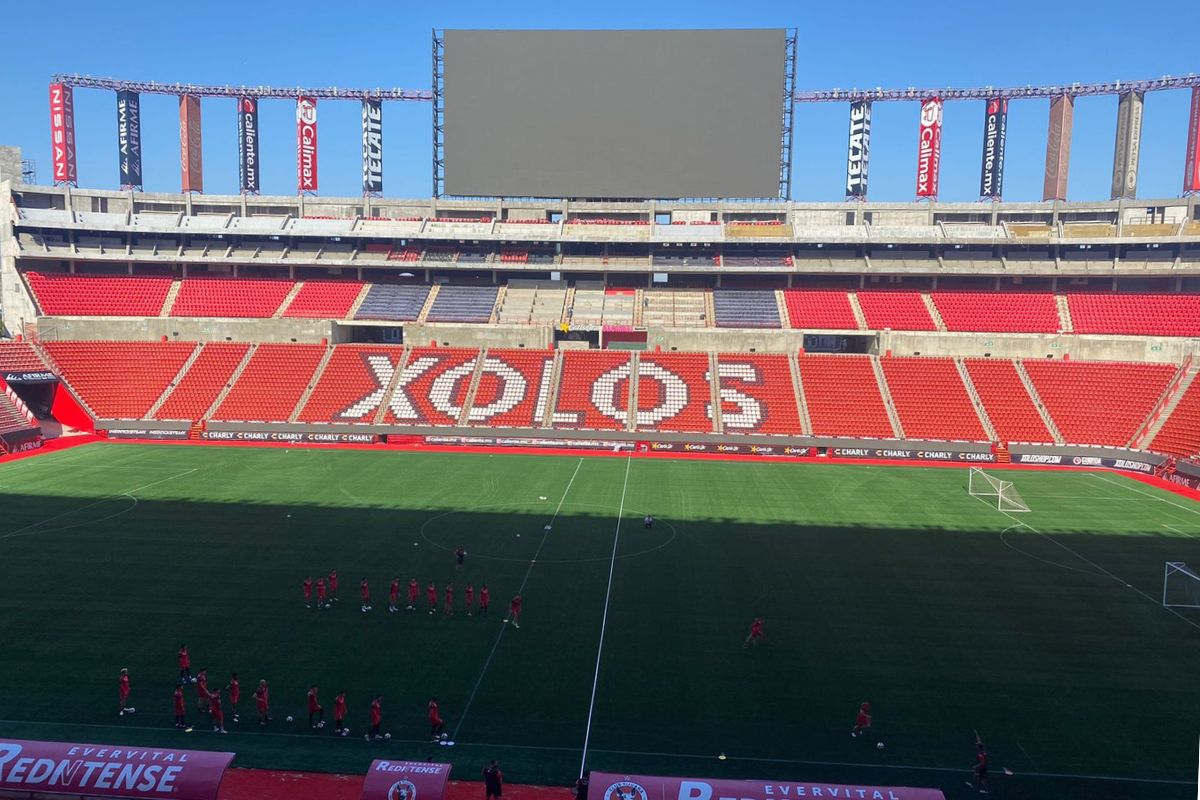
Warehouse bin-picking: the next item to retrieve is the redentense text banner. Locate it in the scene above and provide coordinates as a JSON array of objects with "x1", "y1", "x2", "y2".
[
  {"x1": 0, "y1": 739, "x2": 233, "y2": 800},
  {"x1": 588, "y1": 771, "x2": 946, "y2": 800},
  {"x1": 360, "y1": 760, "x2": 451, "y2": 800}
]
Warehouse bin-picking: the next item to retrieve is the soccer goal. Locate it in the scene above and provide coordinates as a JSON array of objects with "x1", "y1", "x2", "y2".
[
  {"x1": 967, "y1": 467, "x2": 1030, "y2": 513},
  {"x1": 1162, "y1": 562, "x2": 1200, "y2": 608}
]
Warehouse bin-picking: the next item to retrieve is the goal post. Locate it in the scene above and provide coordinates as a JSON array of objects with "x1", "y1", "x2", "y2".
[
  {"x1": 1163, "y1": 562, "x2": 1200, "y2": 608},
  {"x1": 967, "y1": 467, "x2": 1030, "y2": 513}
]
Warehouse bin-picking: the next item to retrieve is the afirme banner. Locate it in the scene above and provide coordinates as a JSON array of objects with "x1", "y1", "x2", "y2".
[
  {"x1": 202, "y1": 430, "x2": 378, "y2": 444},
  {"x1": 116, "y1": 90, "x2": 143, "y2": 189},
  {"x1": 0, "y1": 430, "x2": 43, "y2": 453},
  {"x1": 48, "y1": 83, "x2": 77, "y2": 185},
  {"x1": 237, "y1": 96, "x2": 260, "y2": 194},
  {"x1": 587, "y1": 771, "x2": 946, "y2": 800},
  {"x1": 1184, "y1": 87, "x2": 1200, "y2": 194},
  {"x1": 359, "y1": 759, "x2": 451, "y2": 800},
  {"x1": 0, "y1": 739, "x2": 233, "y2": 800},
  {"x1": 362, "y1": 99, "x2": 384, "y2": 194},
  {"x1": 1, "y1": 370, "x2": 56, "y2": 383},
  {"x1": 845, "y1": 100, "x2": 871, "y2": 198},
  {"x1": 915, "y1": 96, "x2": 943, "y2": 198},
  {"x1": 297, "y1": 96, "x2": 318, "y2": 193},
  {"x1": 979, "y1": 97, "x2": 1007, "y2": 199}
]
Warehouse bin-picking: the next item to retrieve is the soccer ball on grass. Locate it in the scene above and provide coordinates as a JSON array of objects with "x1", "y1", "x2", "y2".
[
  {"x1": 286, "y1": 715, "x2": 294, "y2": 723},
  {"x1": 876, "y1": 742, "x2": 884, "y2": 750},
  {"x1": 384, "y1": 733, "x2": 391, "y2": 741}
]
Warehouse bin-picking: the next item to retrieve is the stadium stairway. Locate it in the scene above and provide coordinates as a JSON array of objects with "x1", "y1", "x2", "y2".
[
  {"x1": 539, "y1": 351, "x2": 566, "y2": 428},
  {"x1": 707, "y1": 352, "x2": 724, "y2": 433},
  {"x1": 416, "y1": 285, "x2": 440, "y2": 323},
  {"x1": 870, "y1": 355, "x2": 905, "y2": 438},
  {"x1": 1012, "y1": 360, "x2": 1066, "y2": 444},
  {"x1": 1056, "y1": 294, "x2": 1074, "y2": 333},
  {"x1": 143, "y1": 344, "x2": 205, "y2": 419},
  {"x1": 288, "y1": 346, "x2": 337, "y2": 422},
  {"x1": 920, "y1": 294, "x2": 947, "y2": 332},
  {"x1": 201, "y1": 344, "x2": 259, "y2": 420},
  {"x1": 456, "y1": 350, "x2": 491, "y2": 425},
  {"x1": 953, "y1": 357, "x2": 999, "y2": 441},
  {"x1": 160, "y1": 280, "x2": 182, "y2": 317},
  {"x1": 1132, "y1": 358, "x2": 1199, "y2": 449},
  {"x1": 372, "y1": 347, "x2": 416, "y2": 425},
  {"x1": 273, "y1": 283, "x2": 307, "y2": 318},
  {"x1": 846, "y1": 292, "x2": 869, "y2": 330},
  {"x1": 625, "y1": 353, "x2": 640, "y2": 431}
]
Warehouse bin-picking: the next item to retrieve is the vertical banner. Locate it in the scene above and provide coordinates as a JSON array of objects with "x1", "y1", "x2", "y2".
[
  {"x1": 297, "y1": 96, "x2": 318, "y2": 193},
  {"x1": 237, "y1": 96, "x2": 260, "y2": 193},
  {"x1": 48, "y1": 83, "x2": 77, "y2": 186},
  {"x1": 915, "y1": 96, "x2": 943, "y2": 199},
  {"x1": 117, "y1": 90, "x2": 143, "y2": 190},
  {"x1": 1184, "y1": 87, "x2": 1200, "y2": 194},
  {"x1": 979, "y1": 97, "x2": 1008, "y2": 199},
  {"x1": 845, "y1": 100, "x2": 871, "y2": 198},
  {"x1": 1111, "y1": 91, "x2": 1144, "y2": 199},
  {"x1": 179, "y1": 94, "x2": 204, "y2": 193},
  {"x1": 1043, "y1": 94, "x2": 1073, "y2": 201},
  {"x1": 362, "y1": 99, "x2": 384, "y2": 195}
]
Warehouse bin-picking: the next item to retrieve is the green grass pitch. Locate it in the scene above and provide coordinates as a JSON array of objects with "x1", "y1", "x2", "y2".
[{"x1": 0, "y1": 442, "x2": 1197, "y2": 800}]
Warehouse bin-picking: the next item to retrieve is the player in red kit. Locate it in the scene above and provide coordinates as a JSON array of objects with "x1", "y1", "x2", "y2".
[
  {"x1": 178, "y1": 645, "x2": 193, "y2": 684},
  {"x1": 426, "y1": 582, "x2": 438, "y2": 615},
  {"x1": 851, "y1": 701, "x2": 872, "y2": 737},
  {"x1": 389, "y1": 577, "x2": 400, "y2": 613},
  {"x1": 227, "y1": 673, "x2": 241, "y2": 724},
  {"x1": 255, "y1": 679, "x2": 271, "y2": 725},
  {"x1": 307, "y1": 685, "x2": 325, "y2": 729},
  {"x1": 209, "y1": 686, "x2": 226, "y2": 733},
  {"x1": 407, "y1": 578, "x2": 419, "y2": 611},
  {"x1": 303, "y1": 576, "x2": 313, "y2": 608},
  {"x1": 465, "y1": 583, "x2": 475, "y2": 616},
  {"x1": 195, "y1": 668, "x2": 210, "y2": 714},
  {"x1": 479, "y1": 584, "x2": 490, "y2": 617},
  {"x1": 367, "y1": 695, "x2": 383, "y2": 741},
  {"x1": 506, "y1": 595, "x2": 522, "y2": 628},
  {"x1": 118, "y1": 668, "x2": 135, "y2": 717},
  {"x1": 173, "y1": 685, "x2": 188, "y2": 730},
  {"x1": 329, "y1": 569, "x2": 339, "y2": 603},
  {"x1": 968, "y1": 736, "x2": 989, "y2": 794},
  {"x1": 744, "y1": 617, "x2": 765, "y2": 648},
  {"x1": 361, "y1": 578, "x2": 372, "y2": 613},
  {"x1": 316, "y1": 577, "x2": 327, "y2": 609},
  {"x1": 428, "y1": 696, "x2": 446, "y2": 741},
  {"x1": 333, "y1": 691, "x2": 347, "y2": 735},
  {"x1": 444, "y1": 582, "x2": 455, "y2": 616}
]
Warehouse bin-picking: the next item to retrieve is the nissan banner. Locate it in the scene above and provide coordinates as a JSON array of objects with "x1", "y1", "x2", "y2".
[
  {"x1": 297, "y1": 96, "x2": 318, "y2": 193},
  {"x1": 237, "y1": 96, "x2": 260, "y2": 193},
  {"x1": 0, "y1": 739, "x2": 233, "y2": 800},
  {"x1": 48, "y1": 83, "x2": 77, "y2": 185},
  {"x1": 360, "y1": 759, "x2": 450, "y2": 800},
  {"x1": 845, "y1": 100, "x2": 871, "y2": 198},
  {"x1": 1184, "y1": 87, "x2": 1200, "y2": 194},
  {"x1": 117, "y1": 90, "x2": 143, "y2": 189},
  {"x1": 587, "y1": 771, "x2": 946, "y2": 800},
  {"x1": 362, "y1": 99, "x2": 383, "y2": 194},
  {"x1": 979, "y1": 97, "x2": 1007, "y2": 199},
  {"x1": 915, "y1": 96, "x2": 943, "y2": 198}
]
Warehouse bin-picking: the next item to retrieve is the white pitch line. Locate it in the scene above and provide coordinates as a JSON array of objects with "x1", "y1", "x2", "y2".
[
  {"x1": 1091, "y1": 472, "x2": 1200, "y2": 518},
  {"x1": 450, "y1": 458, "x2": 584, "y2": 739},
  {"x1": 579, "y1": 452, "x2": 633, "y2": 776}
]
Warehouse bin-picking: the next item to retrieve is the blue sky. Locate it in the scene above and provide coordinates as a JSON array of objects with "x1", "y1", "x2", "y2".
[{"x1": 2, "y1": 0, "x2": 1197, "y2": 203}]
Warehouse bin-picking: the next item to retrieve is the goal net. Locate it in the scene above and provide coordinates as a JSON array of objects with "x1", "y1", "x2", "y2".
[
  {"x1": 967, "y1": 467, "x2": 1030, "y2": 513},
  {"x1": 1162, "y1": 562, "x2": 1200, "y2": 608}
]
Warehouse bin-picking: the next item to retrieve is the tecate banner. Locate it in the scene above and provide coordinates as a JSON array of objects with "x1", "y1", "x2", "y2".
[
  {"x1": 587, "y1": 771, "x2": 946, "y2": 800},
  {"x1": 360, "y1": 759, "x2": 450, "y2": 800},
  {"x1": 48, "y1": 83, "x2": 77, "y2": 184},
  {"x1": 979, "y1": 97, "x2": 1007, "y2": 198},
  {"x1": 297, "y1": 96, "x2": 318, "y2": 193},
  {"x1": 915, "y1": 96, "x2": 943, "y2": 198},
  {"x1": 1184, "y1": 87, "x2": 1200, "y2": 194},
  {"x1": 362, "y1": 99, "x2": 383, "y2": 194},
  {"x1": 179, "y1": 95, "x2": 203, "y2": 193},
  {"x1": 116, "y1": 90, "x2": 143, "y2": 188},
  {"x1": 237, "y1": 97, "x2": 260, "y2": 193},
  {"x1": 845, "y1": 101, "x2": 871, "y2": 198},
  {"x1": 0, "y1": 739, "x2": 233, "y2": 800}
]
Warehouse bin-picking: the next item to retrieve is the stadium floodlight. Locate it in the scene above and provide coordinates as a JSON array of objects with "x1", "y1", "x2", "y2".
[
  {"x1": 1162, "y1": 562, "x2": 1200, "y2": 608},
  {"x1": 967, "y1": 467, "x2": 1030, "y2": 513}
]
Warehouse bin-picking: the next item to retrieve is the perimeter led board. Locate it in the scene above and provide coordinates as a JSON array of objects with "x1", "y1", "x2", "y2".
[{"x1": 443, "y1": 29, "x2": 787, "y2": 199}]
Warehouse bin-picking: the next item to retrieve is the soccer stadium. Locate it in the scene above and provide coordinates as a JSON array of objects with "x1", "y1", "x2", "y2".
[{"x1": 1, "y1": 16, "x2": 1199, "y2": 800}]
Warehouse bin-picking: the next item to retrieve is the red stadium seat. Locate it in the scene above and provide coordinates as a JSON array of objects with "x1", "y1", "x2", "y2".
[
  {"x1": 782, "y1": 290, "x2": 859, "y2": 330},
  {"x1": 155, "y1": 343, "x2": 251, "y2": 421},
  {"x1": 298, "y1": 345, "x2": 407, "y2": 423},
  {"x1": 1067, "y1": 293, "x2": 1200, "y2": 337},
  {"x1": 636, "y1": 353, "x2": 714, "y2": 433},
  {"x1": 552, "y1": 351, "x2": 632, "y2": 431},
  {"x1": 798, "y1": 354, "x2": 893, "y2": 438},
  {"x1": 26, "y1": 272, "x2": 173, "y2": 317},
  {"x1": 171, "y1": 278, "x2": 296, "y2": 318},
  {"x1": 964, "y1": 359, "x2": 1054, "y2": 444},
  {"x1": 211, "y1": 344, "x2": 326, "y2": 422},
  {"x1": 383, "y1": 348, "x2": 480, "y2": 427},
  {"x1": 467, "y1": 350, "x2": 556, "y2": 428},
  {"x1": 931, "y1": 292, "x2": 1059, "y2": 333},
  {"x1": 41, "y1": 341, "x2": 196, "y2": 419},
  {"x1": 880, "y1": 357, "x2": 986, "y2": 441},
  {"x1": 715, "y1": 353, "x2": 802, "y2": 435},
  {"x1": 856, "y1": 291, "x2": 937, "y2": 331},
  {"x1": 283, "y1": 282, "x2": 366, "y2": 319}
]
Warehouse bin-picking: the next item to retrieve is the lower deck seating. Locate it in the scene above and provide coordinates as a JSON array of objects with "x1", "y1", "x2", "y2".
[
  {"x1": 211, "y1": 344, "x2": 325, "y2": 421},
  {"x1": 636, "y1": 353, "x2": 713, "y2": 432},
  {"x1": 880, "y1": 357, "x2": 986, "y2": 441},
  {"x1": 963, "y1": 359, "x2": 1053, "y2": 443},
  {"x1": 155, "y1": 343, "x2": 250, "y2": 421},
  {"x1": 41, "y1": 341, "x2": 196, "y2": 419},
  {"x1": 467, "y1": 350, "x2": 556, "y2": 428},
  {"x1": 384, "y1": 348, "x2": 480, "y2": 426},
  {"x1": 0, "y1": 342, "x2": 51, "y2": 375},
  {"x1": 298, "y1": 345, "x2": 406, "y2": 423},
  {"x1": 715, "y1": 353, "x2": 801, "y2": 435},
  {"x1": 552, "y1": 350, "x2": 631, "y2": 430},
  {"x1": 0, "y1": 391, "x2": 36, "y2": 437},
  {"x1": 1023, "y1": 360, "x2": 1176, "y2": 447},
  {"x1": 798, "y1": 354, "x2": 894, "y2": 438},
  {"x1": 1151, "y1": 378, "x2": 1200, "y2": 458}
]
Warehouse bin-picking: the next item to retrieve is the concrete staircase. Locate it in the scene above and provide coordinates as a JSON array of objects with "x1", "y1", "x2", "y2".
[
  {"x1": 160, "y1": 280, "x2": 182, "y2": 317},
  {"x1": 921, "y1": 293, "x2": 947, "y2": 332},
  {"x1": 539, "y1": 351, "x2": 565, "y2": 428},
  {"x1": 788, "y1": 353, "x2": 814, "y2": 435},
  {"x1": 954, "y1": 357, "x2": 999, "y2": 441},
  {"x1": 870, "y1": 355, "x2": 906, "y2": 439},
  {"x1": 456, "y1": 349, "x2": 490, "y2": 426},
  {"x1": 416, "y1": 285, "x2": 441, "y2": 324},
  {"x1": 708, "y1": 352, "x2": 723, "y2": 433},
  {"x1": 274, "y1": 282, "x2": 305, "y2": 318},
  {"x1": 289, "y1": 345, "x2": 336, "y2": 422},
  {"x1": 1055, "y1": 294, "x2": 1074, "y2": 333},
  {"x1": 372, "y1": 347, "x2": 415, "y2": 425},
  {"x1": 1132, "y1": 360, "x2": 1199, "y2": 449},
  {"x1": 488, "y1": 286, "x2": 507, "y2": 324},
  {"x1": 560, "y1": 287, "x2": 576, "y2": 328},
  {"x1": 144, "y1": 343, "x2": 204, "y2": 419},
  {"x1": 626, "y1": 353, "x2": 640, "y2": 431},
  {"x1": 633, "y1": 290, "x2": 645, "y2": 328},
  {"x1": 775, "y1": 290, "x2": 792, "y2": 328},
  {"x1": 1013, "y1": 359, "x2": 1066, "y2": 445},
  {"x1": 346, "y1": 283, "x2": 371, "y2": 320},
  {"x1": 847, "y1": 292, "x2": 869, "y2": 330},
  {"x1": 202, "y1": 344, "x2": 258, "y2": 421}
]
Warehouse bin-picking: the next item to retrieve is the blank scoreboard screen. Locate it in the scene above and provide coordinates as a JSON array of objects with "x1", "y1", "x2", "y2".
[{"x1": 443, "y1": 29, "x2": 787, "y2": 199}]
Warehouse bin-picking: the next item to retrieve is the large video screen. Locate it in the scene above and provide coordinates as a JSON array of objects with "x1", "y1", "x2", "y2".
[{"x1": 443, "y1": 29, "x2": 787, "y2": 199}]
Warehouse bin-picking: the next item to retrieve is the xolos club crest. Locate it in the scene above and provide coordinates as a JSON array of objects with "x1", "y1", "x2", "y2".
[
  {"x1": 604, "y1": 779, "x2": 649, "y2": 800},
  {"x1": 388, "y1": 780, "x2": 419, "y2": 800}
]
